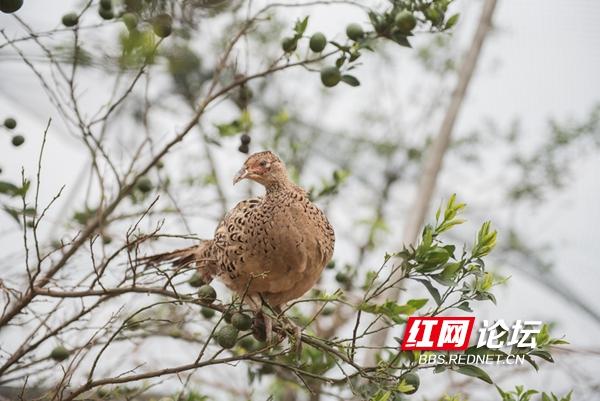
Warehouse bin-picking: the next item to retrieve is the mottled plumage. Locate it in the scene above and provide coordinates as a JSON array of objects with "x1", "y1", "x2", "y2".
[{"x1": 141, "y1": 151, "x2": 335, "y2": 308}]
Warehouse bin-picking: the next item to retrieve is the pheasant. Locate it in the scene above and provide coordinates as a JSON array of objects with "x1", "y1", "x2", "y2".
[{"x1": 141, "y1": 151, "x2": 335, "y2": 341}]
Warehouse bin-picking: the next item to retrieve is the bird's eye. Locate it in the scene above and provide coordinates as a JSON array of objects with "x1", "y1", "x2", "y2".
[{"x1": 259, "y1": 160, "x2": 267, "y2": 167}]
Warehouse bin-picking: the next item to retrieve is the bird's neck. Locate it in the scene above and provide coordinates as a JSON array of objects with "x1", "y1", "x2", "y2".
[{"x1": 265, "y1": 179, "x2": 294, "y2": 194}]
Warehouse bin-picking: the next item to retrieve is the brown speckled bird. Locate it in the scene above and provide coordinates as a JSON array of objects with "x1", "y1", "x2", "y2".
[{"x1": 142, "y1": 151, "x2": 335, "y2": 338}]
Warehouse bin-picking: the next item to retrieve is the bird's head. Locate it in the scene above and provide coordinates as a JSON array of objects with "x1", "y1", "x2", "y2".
[{"x1": 233, "y1": 151, "x2": 288, "y2": 188}]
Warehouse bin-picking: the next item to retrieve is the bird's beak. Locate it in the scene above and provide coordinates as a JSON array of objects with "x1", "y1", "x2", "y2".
[{"x1": 233, "y1": 167, "x2": 248, "y2": 185}]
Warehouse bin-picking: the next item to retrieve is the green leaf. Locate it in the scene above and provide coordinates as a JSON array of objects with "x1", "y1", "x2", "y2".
[
  {"x1": 454, "y1": 364, "x2": 493, "y2": 384},
  {"x1": 455, "y1": 302, "x2": 473, "y2": 312},
  {"x1": 0, "y1": 181, "x2": 20, "y2": 196},
  {"x1": 529, "y1": 350, "x2": 554, "y2": 363},
  {"x1": 341, "y1": 74, "x2": 360, "y2": 87},
  {"x1": 445, "y1": 14, "x2": 460, "y2": 30},
  {"x1": 294, "y1": 16, "x2": 309, "y2": 35},
  {"x1": 415, "y1": 279, "x2": 442, "y2": 306}
]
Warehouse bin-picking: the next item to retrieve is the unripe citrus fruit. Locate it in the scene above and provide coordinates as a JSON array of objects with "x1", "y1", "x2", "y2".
[
  {"x1": 231, "y1": 312, "x2": 252, "y2": 330},
  {"x1": 136, "y1": 176, "x2": 152, "y2": 193},
  {"x1": 122, "y1": 12, "x2": 138, "y2": 30},
  {"x1": 50, "y1": 345, "x2": 70, "y2": 361},
  {"x1": 309, "y1": 32, "x2": 327, "y2": 52},
  {"x1": 98, "y1": 7, "x2": 114, "y2": 20},
  {"x1": 215, "y1": 324, "x2": 239, "y2": 348},
  {"x1": 11, "y1": 134, "x2": 25, "y2": 147},
  {"x1": 281, "y1": 37, "x2": 297, "y2": 53},
  {"x1": 188, "y1": 272, "x2": 205, "y2": 288},
  {"x1": 201, "y1": 307, "x2": 215, "y2": 319},
  {"x1": 346, "y1": 23, "x2": 364, "y2": 41},
  {"x1": 395, "y1": 11, "x2": 416, "y2": 33},
  {"x1": 0, "y1": 0, "x2": 23, "y2": 14},
  {"x1": 197, "y1": 284, "x2": 216, "y2": 304},
  {"x1": 320, "y1": 66, "x2": 341, "y2": 87},
  {"x1": 62, "y1": 12, "x2": 79, "y2": 27},
  {"x1": 401, "y1": 372, "x2": 420, "y2": 394},
  {"x1": 152, "y1": 13, "x2": 172, "y2": 38},
  {"x1": 3, "y1": 117, "x2": 16, "y2": 129}
]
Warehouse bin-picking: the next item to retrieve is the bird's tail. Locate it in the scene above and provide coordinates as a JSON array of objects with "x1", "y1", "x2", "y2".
[{"x1": 137, "y1": 241, "x2": 217, "y2": 281}]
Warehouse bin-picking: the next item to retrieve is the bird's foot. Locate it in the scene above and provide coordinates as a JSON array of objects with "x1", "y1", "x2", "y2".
[{"x1": 252, "y1": 310, "x2": 278, "y2": 344}]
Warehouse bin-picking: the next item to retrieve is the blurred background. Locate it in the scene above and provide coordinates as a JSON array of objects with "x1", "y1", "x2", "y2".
[{"x1": 1, "y1": 0, "x2": 599, "y2": 400}]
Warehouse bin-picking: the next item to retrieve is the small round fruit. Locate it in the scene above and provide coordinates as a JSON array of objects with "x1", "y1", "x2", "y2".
[
  {"x1": 335, "y1": 272, "x2": 349, "y2": 284},
  {"x1": 240, "y1": 134, "x2": 251, "y2": 145},
  {"x1": 125, "y1": 0, "x2": 143, "y2": 12},
  {"x1": 188, "y1": 272, "x2": 205, "y2": 288},
  {"x1": 197, "y1": 284, "x2": 216, "y2": 304},
  {"x1": 395, "y1": 11, "x2": 417, "y2": 33},
  {"x1": 98, "y1": 7, "x2": 114, "y2": 20},
  {"x1": 99, "y1": 0, "x2": 112, "y2": 9},
  {"x1": 3, "y1": 117, "x2": 16, "y2": 129},
  {"x1": 401, "y1": 372, "x2": 420, "y2": 394},
  {"x1": 424, "y1": 7, "x2": 443, "y2": 25},
  {"x1": 238, "y1": 336, "x2": 257, "y2": 351},
  {"x1": 62, "y1": 12, "x2": 79, "y2": 27},
  {"x1": 201, "y1": 307, "x2": 215, "y2": 319},
  {"x1": 0, "y1": 0, "x2": 23, "y2": 14},
  {"x1": 152, "y1": 13, "x2": 172, "y2": 38},
  {"x1": 346, "y1": 23, "x2": 364, "y2": 41},
  {"x1": 214, "y1": 324, "x2": 239, "y2": 349},
  {"x1": 320, "y1": 66, "x2": 341, "y2": 87},
  {"x1": 238, "y1": 143, "x2": 249, "y2": 154},
  {"x1": 309, "y1": 32, "x2": 327, "y2": 52},
  {"x1": 281, "y1": 37, "x2": 297, "y2": 53},
  {"x1": 136, "y1": 176, "x2": 152, "y2": 193},
  {"x1": 11, "y1": 134, "x2": 25, "y2": 147},
  {"x1": 50, "y1": 345, "x2": 70, "y2": 361},
  {"x1": 231, "y1": 312, "x2": 252, "y2": 331},
  {"x1": 121, "y1": 12, "x2": 138, "y2": 30}
]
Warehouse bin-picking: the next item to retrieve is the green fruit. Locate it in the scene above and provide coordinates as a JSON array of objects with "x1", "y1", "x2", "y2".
[
  {"x1": 11, "y1": 134, "x2": 25, "y2": 147},
  {"x1": 50, "y1": 345, "x2": 70, "y2": 361},
  {"x1": 98, "y1": 7, "x2": 114, "y2": 20},
  {"x1": 152, "y1": 13, "x2": 172, "y2": 38},
  {"x1": 188, "y1": 272, "x2": 205, "y2": 288},
  {"x1": 3, "y1": 117, "x2": 16, "y2": 129},
  {"x1": 0, "y1": 0, "x2": 23, "y2": 14},
  {"x1": 62, "y1": 12, "x2": 79, "y2": 27},
  {"x1": 214, "y1": 325, "x2": 238, "y2": 348},
  {"x1": 100, "y1": 0, "x2": 112, "y2": 9},
  {"x1": 231, "y1": 312, "x2": 252, "y2": 331},
  {"x1": 197, "y1": 284, "x2": 216, "y2": 304},
  {"x1": 346, "y1": 23, "x2": 364, "y2": 41},
  {"x1": 424, "y1": 7, "x2": 443, "y2": 26},
  {"x1": 309, "y1": 32, "x2": 327, "y2": 52},
  {"x1": 136, "y1": 176, "x2": 152, "y2": 193},
  {"x1": 201, "y1": 307, "x2": 215, "y2": 319},
  {"x1": 281, "y1": 37, "x2": 297, "y2": 53},
  {"x1": 121, "y1": 12, "x2": 138, "y2": 30},
  {"x1": 125, "y1": 0, "x2": 143, "y2": 12},
  {"x1": 335, "y1": 272, "x2": 349, "y2": 284},
  {"x1": 395, "y1": 11, "x2": 417, "y2": 33},
  {"x1": 320, "y1": 66, "x2": 341, "y2": 87},
  {"x1": 401, "y1": 372, "x2": 420, "y2": 394},
  {"x1": 238, "y1": 336, "x2": 257, "y2": 351}
]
